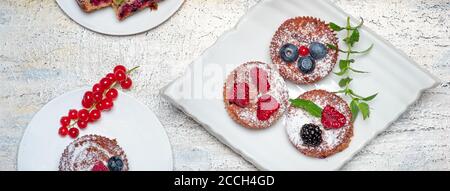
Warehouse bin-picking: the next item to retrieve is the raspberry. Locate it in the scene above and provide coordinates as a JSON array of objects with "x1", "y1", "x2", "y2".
[
  {"x1": 92, "y1": 161, "x2": 109, "y2": 171},
  {"x1": 227, "y1": 82, "x2": 250, "y2": 107},
  {"x1": 300, "y1": 124, "x2": 322, "y2": 147},
  {"x1": 256, "y1": 95, "x2": 280, "y2": 121},
  {"x1": 250, "y1": 67, "x2": 271, "y2": 94},
  {"x1": 321, "y1": 105, "x2": 347, "y2": 129}
]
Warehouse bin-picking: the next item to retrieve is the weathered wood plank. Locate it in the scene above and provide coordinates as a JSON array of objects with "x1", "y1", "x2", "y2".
[{"x1": 0, "y1": 0, "x2": 448, "y2": 170}]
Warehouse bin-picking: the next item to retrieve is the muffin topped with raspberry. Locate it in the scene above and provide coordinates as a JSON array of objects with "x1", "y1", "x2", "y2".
[
  {"x1": 270, "y1": 16, "x2": 338, "y2": 84},
  {"x1": 223, "y1": 62, "x2": 289, "y2": 129},
  {"x1": 286, "y1": 90, "x2": 353, "y2": 158}
]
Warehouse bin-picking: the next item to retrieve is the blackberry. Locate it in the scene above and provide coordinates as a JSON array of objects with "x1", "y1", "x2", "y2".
[{"x1": 300, "y1": 124, "x2": 322, "y2": 147}]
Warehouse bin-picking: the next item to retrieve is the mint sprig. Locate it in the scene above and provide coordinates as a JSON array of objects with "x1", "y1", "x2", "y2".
[
  {"x1": 329, "y1": 17, "x2": 377, "y2": 121},
  {"x1": 289, "y1": 99, "x2": 323, "y2": 118}
]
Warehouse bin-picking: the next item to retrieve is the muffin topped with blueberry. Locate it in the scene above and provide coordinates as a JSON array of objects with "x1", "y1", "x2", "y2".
[
  {"x1": 270, "y1": 16, "x2": 338, "y2": 84},
  {"x1": 59, "y1": 135, "x2": 129, "y2": 171}
]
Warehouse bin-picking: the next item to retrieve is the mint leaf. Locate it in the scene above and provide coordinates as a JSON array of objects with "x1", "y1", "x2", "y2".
[
  {"x1": 358, "y1": 102, "x2": 370, "y2": 119},
  {"x1": 289, "y1": 99, "x2": 323, "y2": 118},
  {"x1": 339, "y1": 77, "x2": 352, "y2": 88},
  {"x1": 348, "y1": 29, "x2": 360, "y2": 46},
  {"x1": 354, "y1": 17, "x2": 365, "y2": 29},
  {"x1": 334, "y1": 67, "x2": 348, "y2": 76},
  {"x1": 350, "y1": 99, "x2": 359, "y2": 122},
  {"x1": 349, "y1": 67, "x2": 368, "y2": 73},
  {"x1": 362, "y1": 93, "x2": 378, "y2": 101},
  {"x1": 339, "y1": 60, "x2": 351, "y2": 70},
  {"x1": 352, "y1": 44, "x2": 374, "y2": 54},
  {"x1": 329, "y1": 22, "x2": 344, "y2": 31},
  {"x1": 334, "y1": 89, "x2": 347, "y2": 94},
  {"x1": 326, "y1": 43, "x2": 338, "y2": 50}
]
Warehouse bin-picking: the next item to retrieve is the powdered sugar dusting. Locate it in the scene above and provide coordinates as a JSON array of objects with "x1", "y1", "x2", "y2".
[
  {"x1": 286, "y1": 90, "x2": 353, "y2": 157},
  {"x1": 270, "y1": 16, "x2": 338, "y2": 84},
  {"x1": 59, "y1": 135, "x2": 129, "y2": 171},
  {"x1": 224, "y1": 62, "x2": 289, "y2": 129}
]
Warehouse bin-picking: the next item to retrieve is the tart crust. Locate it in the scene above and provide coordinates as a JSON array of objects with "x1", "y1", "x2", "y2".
[{"x1": 76, "y1": 0, "x2": 112, "y2": 13}]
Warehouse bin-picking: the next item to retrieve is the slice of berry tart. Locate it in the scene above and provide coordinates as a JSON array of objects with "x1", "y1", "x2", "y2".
[
  {"x1": 224, "y1": 61, "x2": 289, "y2": 129},
  {"x1": 59, "y1": 135, "x2": 129, "y2": 171},
  {"x1": 112, "y1": 0, "x2": 160, "y2": 21},
  {"x1": 286, "y1": 90, "x2": 353, "y2": 158},
  {"x1": 76, "y1": 0, "x2": 113, "y2": 13}
]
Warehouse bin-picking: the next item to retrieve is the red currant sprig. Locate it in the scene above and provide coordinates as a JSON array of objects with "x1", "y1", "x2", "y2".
[{"x1": 58, "y1": 65, "x2": 139, "y2": 138}]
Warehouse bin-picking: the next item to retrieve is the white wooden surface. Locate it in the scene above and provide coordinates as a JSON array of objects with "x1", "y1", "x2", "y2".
[{"x1": 0, "y1": 0, "x2": 449, "y2": 171}]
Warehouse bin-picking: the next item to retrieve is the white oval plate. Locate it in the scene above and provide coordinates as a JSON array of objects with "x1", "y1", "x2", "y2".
[
  {"x1": 56, "y1": 0, "x2": 184, "y2": 36},
  {"x1": 18, "y1": 88, "x2": 173, "y2": 171}
]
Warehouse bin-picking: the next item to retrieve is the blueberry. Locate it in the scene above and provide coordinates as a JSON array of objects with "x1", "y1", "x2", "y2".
[
  {"x1": 300, "y1": 124, "x2": 322, "y2": 147},
  {"x1": 297, "y1": 56, "x2": 316, "y2": 74},
  {"x1": 279, "y1": 43, "x2": 299, "y2": 63},
  {"x1": 107, "y1": 156, "x2": 124, "y2": 171},
  {"x1": 309, "y1": 42, "x2": 328, "y2": 60}
]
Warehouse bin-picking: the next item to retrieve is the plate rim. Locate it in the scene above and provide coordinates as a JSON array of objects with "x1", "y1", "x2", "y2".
[
  {"x1": 55, "y1": 0, "x2": 185, "y2": 36},
  {"x1": 161, "y1": 0, "x2": 440, "y2": 170},
  {"x1": 17, "y1": 87, "x2": 174, "y2": 171}
]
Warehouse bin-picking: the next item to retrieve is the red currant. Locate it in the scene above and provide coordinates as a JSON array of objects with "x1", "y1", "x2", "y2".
[
  {"x1": 68, "y1": 109, "x2": 78, "y2": 120},
  {"x1": 120, "y1": 78, "x2": 132, "y2": 89},
  {"x1": 82, "y1": 98, "x2": 93, "y2": 108},
  {"x1": 114, "y1": 70, "x2": 127, "y2": 82},
  {"x1": 89, "y1": 109, "x2": 101, "y2": 121},
  {"x1": 100, "y1": 78, "x2": 113, "y2": 89},
  {"x1": 96, "y1": 101, "x2": 104, "y2": 110},
  {"x1": 58, "y1": 127, "x2": 69, "y2": 137},
  {"x1": 68, "y1": 128, "x2": 79, "y2": 139},
  {"x1": 60, "y1": 116, "x2": 71, "y2": 127},
  {"x1": 77, "y1": 120, "x2": 88, "y2": 129},
  {"x1": 106, "y1": 88, "x2": 118, "y2": 100},
  {"x1": 83, "y1": 91, "x2": 94, "y2": 103},
  {"x1": 106, "y1": 73, "x2": 116, "y2": 81},
  {"x1": 101, "y1": 98, "x2": 114, "y2": 111},
  {"x1": 299, "y1": 46, "x2": 310, "y2": 57},
  {"x1": 114, "y1": 65, "x2": 127, "y2": 73},
  {"x1": 78, "y1": 109, "x2": 90, "y2": 121},
  {"x1": 92, "y1": 91, "x2": 103, "y2": 102},
  {"x1": 92, "y1": 83, "x2": 104, "y2": 93}
]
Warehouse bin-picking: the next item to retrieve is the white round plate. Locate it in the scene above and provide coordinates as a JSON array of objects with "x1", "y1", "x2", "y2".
[
  {"x1": 18, "y1": 88, "x2": 173, "y2": 171},
  {"x1": 56, "y1": 0, "x2": 184, "y2": 36}
]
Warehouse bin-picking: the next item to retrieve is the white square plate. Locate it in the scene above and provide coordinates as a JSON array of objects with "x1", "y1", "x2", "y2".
[{"x1": 162, "y1": 0, "x2": 439, "y2": 170}]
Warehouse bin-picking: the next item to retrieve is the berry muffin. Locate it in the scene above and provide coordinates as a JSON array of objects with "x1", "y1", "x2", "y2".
[
  {"x1": 113, "y1": 0, "x2": 160, "y2": 20},
  {"x1": 76, "y1": 0, "x2": 113, "y2": 12},
  {"x1": 59, "y1": 135, "x2": 129, "y2": 171},
  {"x1": 224, "y1": 61, "x2": 289, "y2": 129},
  {"x1": 286, "y1": 90, "x2": 353, "y2": 158},
  {"x1": 270, "y1": 17, "x2": 339, "y2": 84}
]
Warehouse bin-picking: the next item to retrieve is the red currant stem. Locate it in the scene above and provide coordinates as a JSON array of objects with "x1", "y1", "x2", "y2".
[
  {"x1": 64, "y1": 66, "x2": 140, "y2": 130},
  {"x1": 126, "y1": 66, "x2": 140, "y2": 74}
]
